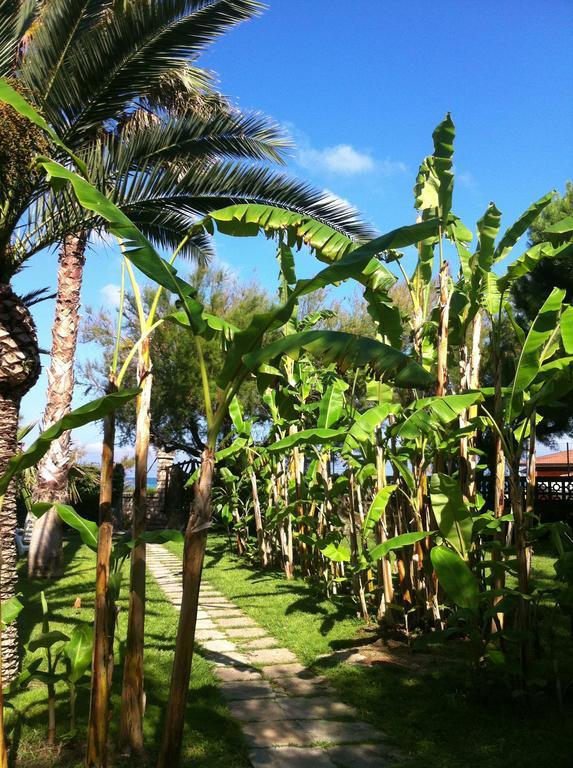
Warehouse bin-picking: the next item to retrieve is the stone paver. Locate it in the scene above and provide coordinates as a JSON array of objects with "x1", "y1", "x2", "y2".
[
  {"x1": 249, "y1": 747, "x2": 336, "y2": 768},
  {"x1": 201, "y1": 639, "x2": 237, "y2": 653},
  {"x1": 227, "y1": 698, "x2": 286, "y2": 722},
  {"x1": 247, "y1": 648, "x2": 297, "y2": 666},
  {"x1": 250, "y1": 747, "x2": 336, "y2": 768},
  {"x1": 272, "y1": 676, "x2": 332, "y2": 697},
  {"x1": 214, "y1": 666, "x2": 261, "y2": 682},
  {"x1": 240, "y1": 637, "x2": 278, "y2": 650},
  {"x1": 325, "y1": 743, "x2": 397, "y2": 767},
  {"x1": 196, "y1": 628, "x2": 226, "y2": 641},
  {"x1": 276, "y1": 696, "x2": 356, "y2": 720},
  {"x1": 217, "y1": 616, "x2": 258, "y2": 628},
  {"x1": 219, "y1": 680, "x2": 278, "y2": 700},
  {"x1": 147, "y1": 543, "x2": 395, "y2": 768},
  {"x1": 261, "y1": 663, "x2": 311, "y2": 679}
]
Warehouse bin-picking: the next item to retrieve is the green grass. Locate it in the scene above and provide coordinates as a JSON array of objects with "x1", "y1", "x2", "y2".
[
  {"x1": 167, "y1": 534, "x2": 573, "y2": 768},
  {"x1": 11, "y1": 536, "x2": 249, "y2": 768}
]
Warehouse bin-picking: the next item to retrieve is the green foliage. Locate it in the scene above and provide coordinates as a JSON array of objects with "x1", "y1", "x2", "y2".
[{"x1": 430, "y1": 546, "x2": 480, "y2": 612}]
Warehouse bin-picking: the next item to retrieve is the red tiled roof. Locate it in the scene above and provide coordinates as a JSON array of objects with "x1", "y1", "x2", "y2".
[{"x1": 536, "y1": 450, "x2": 572, "y2": 465}]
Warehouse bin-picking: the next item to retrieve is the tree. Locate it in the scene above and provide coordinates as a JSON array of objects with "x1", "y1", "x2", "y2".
[
  {"x1": 0, "y1": 0, "x2": 371, "y2": 579},
  {"x1": 512, "y1": 181, "x2": 573, "y2": 317}
]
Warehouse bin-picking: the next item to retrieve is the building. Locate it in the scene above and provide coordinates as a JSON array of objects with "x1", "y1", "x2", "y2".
[{"x1": 535, "y1": 448, "x2": 573, "y2": 478}]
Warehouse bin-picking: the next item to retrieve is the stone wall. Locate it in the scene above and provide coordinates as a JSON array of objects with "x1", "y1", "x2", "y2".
[{"x1": 114, "y1": 451, "x2": 193, "y2": 530}]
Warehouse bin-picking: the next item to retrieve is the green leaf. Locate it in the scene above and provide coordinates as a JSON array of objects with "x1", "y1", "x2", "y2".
[
  {"x1": 432, "y1": 113, "x2": 455, "y2": 224},
  {"x1": 476, "y1": 203, "x2": 502, "y2": 274},
  {"x1": 64, "y1": 624, "x2": 93, "y2": 683},
  {"x1": 267, "y1": 428, "x2": 346, "y2": 454},
  {"x1": 508, "y1": 287, "x2": 565, "y2": 421},
  {"x1": 245, "y1": 331, "x2": 432, "y2": 389},
  {"x1": 370, "y1": 531, "x2": 430, "y2": 562},
  {"x1": 32, "y1": 503, "x2": 99, "y2": 551},
  {"x1": 2, "y1": 596, "x2": 24, "y2": 627},
  {"x1": 343, "y1": 403, "x2": 398, "y2": 453},
  {"x1": 431, "y1": 546, "x2": 480, "y2": 611},
  {"x1": 494, "y1": 192, "x2": 555, "y2": 263},
  {"x1": 137, "y1": 530, "x2": 184, "y2": 545},
  {"x1": 320, "y1": 541, "x2": 351, "y2": 563},
  {"x1": 317, "y1": 379, "x2": 348, "y2": 429},
  {"x1": 0, "y1": 389, "x2": 139, "y2": 496},
  {"x1": 228, "y1": 396, "x2": 246, "y2": 433},
  {"x1": 363, "y1": 485, "x2": 397, "y2": 535},
  {"x1": 28, "y1": 630, "x2": 69, "y2": 652},
  {"x1": 215, "y1": 437, "x2": 248, "y2": 461},
  {"x1": 561, "y1": 306, "x2": 573, "y2": 354},
  {"x1": 429, "y1": 474, "x2": 473, "y2": 557},
  {"x1": 497, "y1": 240, "x2": 573, "y2": 293},
  {"x1": 191, "y1": 203, "x2": 358, "y2": 263}
]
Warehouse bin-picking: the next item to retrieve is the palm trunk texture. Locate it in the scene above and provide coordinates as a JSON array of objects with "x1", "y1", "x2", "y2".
[
  {"x1": 28, "y1": 234, "x2": 87, "y2": 578},
  {"x1": 0, "y1": 284, "x2": 41, "y2": 682}
]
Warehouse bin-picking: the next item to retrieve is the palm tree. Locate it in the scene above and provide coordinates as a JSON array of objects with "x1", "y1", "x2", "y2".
[{"x1": 0, "y1": 0, "x2": 372, "y2": 671}]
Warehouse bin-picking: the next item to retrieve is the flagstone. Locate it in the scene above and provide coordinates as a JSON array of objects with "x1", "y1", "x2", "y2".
[
  {"x1": 213, "y1": 666, "x2": 262, "y2": 682},
  {"x1": 216, "y1": 616, "x2": 258, "y2": 628},
  {"x1": 261, "y1": 663, "x2": 311, "y2": 679},
  {"x1": 226, "y1": 698, "x2": 286, "y2": 722},
  {"x1": 271, "y1": 676, "x2": 332, "y2": 697},
  {"x1": 224, "y1": 626, "x2": 268, "y2": 638},
  {"x1": 219, "y1": 680, "x2": 278, "y2": 700},
  {"x1": 196, "y1": 628, "x2": 226, "y2": 641},
  {"x1": 249, "y1": 747, "x2": 337, "y2": 768},
  {"x1": 240, "y1": 637, "x2": 278, "y2": 650},
  {"x1": 325, "y1": 743, "x2": 396, "y2": 767},
  {"x1": 200, "y1": 639, "x2": 237, "y2": 653},
  {"x1": 247, "y1": 648, "x2": 297, "y2": 666},
  {"x1": 276, "y1": 696, "x2": 356, "y2": 720}
]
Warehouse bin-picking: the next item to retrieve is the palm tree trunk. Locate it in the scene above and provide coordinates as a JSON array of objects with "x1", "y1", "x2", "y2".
[
  {"x1": 0, "y1": 283, "x2": 41, "y2": 683},
  {"x1": 0, "y1": 393, "x2": 21, "y2": 687},
  {"x1": 119, "y1": 340, "x2": 152, "y2": 755},
  {"x1": 158, "y1": 447, "x2": 214, "y2": 768},
  {"x1": 28, "y1": 234, "x2": 87, "y2": 578}
]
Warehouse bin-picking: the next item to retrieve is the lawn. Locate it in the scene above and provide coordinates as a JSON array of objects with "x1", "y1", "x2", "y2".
[
  {"x1": 11, "y1": 535, "x2": 249, "y2": 768},
  {"x1": 167, "y1": 534, "x2": 573, "y2": 768}
]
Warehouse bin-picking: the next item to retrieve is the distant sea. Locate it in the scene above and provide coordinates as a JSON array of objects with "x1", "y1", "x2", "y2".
[{"x1": 124, "y1": 472, "x2": 157, "y2": 490}]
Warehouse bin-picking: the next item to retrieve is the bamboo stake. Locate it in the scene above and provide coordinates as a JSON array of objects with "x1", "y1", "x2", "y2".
[
  {"x1": 86, "y1": 378, "x2": 116, "y2": 768},
  {"x1": 119, "y1": 339, "x2": 152, "y2": 754},
  {"x1": 157, "y1": 448, "x2": 214, "y2": 768}
]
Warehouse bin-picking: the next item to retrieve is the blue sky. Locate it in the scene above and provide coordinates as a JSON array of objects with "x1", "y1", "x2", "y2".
[{"x1": 15, "y1": 0, "x2": 573, "y2": 461}]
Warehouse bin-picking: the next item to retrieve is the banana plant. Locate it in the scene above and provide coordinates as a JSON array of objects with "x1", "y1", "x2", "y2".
[{"x1": 24, "y1": 592, "x2": 93, "y2": 744}]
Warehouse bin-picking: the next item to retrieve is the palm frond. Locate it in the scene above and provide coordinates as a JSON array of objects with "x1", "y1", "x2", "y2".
[
  {"x1": 0, "y1": 0, "x2": 38, "y2": 76},
  {"x1": 19, "y1": 0, "x2": 107, "y2": 100},
  {"x1": 108, "y1": 107, "x2": 290, "y2": 167},
  {"x1": 33, "y1": 0, "x2": 263, "y2": 141}
]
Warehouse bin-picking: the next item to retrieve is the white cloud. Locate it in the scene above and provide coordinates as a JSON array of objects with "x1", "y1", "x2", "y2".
[
  {"x1": 298, "y1": 144, "x2": 375, "y2": 175},
  {"x1": 456, "y1": 170, "x2": 477, "y2": 190},
  {"x1": 100, "y1": 283, "x2": 121, "y2": 308},
  {"x1": 378, "y1": 159, "x2": 408, "y2": 176}
]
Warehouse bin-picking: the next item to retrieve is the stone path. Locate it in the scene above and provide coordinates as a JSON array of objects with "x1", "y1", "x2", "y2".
[{"x1": 147, "y1": 544, "x2": 397, "y2": 768}]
